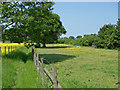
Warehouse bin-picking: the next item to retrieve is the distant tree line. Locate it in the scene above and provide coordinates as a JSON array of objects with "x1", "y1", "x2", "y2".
[{"x1": 57, "y1": 19, "x2": 120, "y2": 49}]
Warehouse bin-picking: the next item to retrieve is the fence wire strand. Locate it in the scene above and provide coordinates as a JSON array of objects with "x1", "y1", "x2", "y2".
[
  {"x1": 42, "y1": 58, "x2": 78, "y2": 88},
  {"x1": 34, "y1": 52, "x2": 78, "y2": 88},
  {"x1": 57, "y1": 76, "x2": 68, "y2": 88}
]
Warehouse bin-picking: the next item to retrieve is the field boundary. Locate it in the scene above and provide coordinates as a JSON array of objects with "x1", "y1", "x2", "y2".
[
  {"x1": 32, "y1": 46, "x2": 62, "y2": 88},
  {"x1": 1, "y1": 45, "x2": 21, "y2": 55}
]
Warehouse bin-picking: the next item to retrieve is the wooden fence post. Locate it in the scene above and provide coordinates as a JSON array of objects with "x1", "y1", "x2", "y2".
[
  {"x1": 5, "y1": 46, "x2": 6, "y2": 55},
  {"x1": 8, "y1": 46, "x2": 10, "y2": 53},
  {"x1": 34, "y1": 52, "x2": 36, "y2": 66},
  {"x1": 37, "y1": 53, "x2": 40, "y2": 74},
  {"x1": 11, "y1": 46, "x2": 12, "y2": 51},
  {"x1": 33, "y1": 52, "x2": 35, "y2": 63},
  {"x1": 52, "y1": 65, "x2": 58, "y2": 88},
  {"x1": 13, "y1": 46, "x2": 14, "y2": 50},
  {"x1": 10, "y1": 46, "x2": 11, "y2": 52},
  {"x1": 41, "y1": 58, "x2": 45, "y2": 88}
]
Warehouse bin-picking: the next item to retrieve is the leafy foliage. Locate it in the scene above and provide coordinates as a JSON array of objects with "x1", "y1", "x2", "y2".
[
  {"x1": 1, "y1": 2, "x2": 66, "y2": 47},
  {"x1": 69, "y1": 36, "x2": 75, "y2": 39},
  {"x1": 76, "y1": 35, "x2": 82, "y2": 39},
  {"x1": 57, "y1": 20, "x2": 120, "y2": 49}
]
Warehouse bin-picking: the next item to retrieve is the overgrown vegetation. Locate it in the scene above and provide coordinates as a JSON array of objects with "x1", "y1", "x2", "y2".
[
  {"x1": 2, "y1": 47, "x2": 42, "y2": 88},
  {"x1": 57, "y1": 19, "x2": 120, "y2": 49}
]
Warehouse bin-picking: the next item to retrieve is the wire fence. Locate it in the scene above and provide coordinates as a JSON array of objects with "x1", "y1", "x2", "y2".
[
  {"x1": 1, "y1": 45, "x2": 21, "y2": 55},
  {"x1": 32, "y1": 46, "x2": 63, "y2": 88},
  {"x1": 43, "y1": 58, "x2": 78, "y2": 88},
  {"x1": 32, "y1": 46, "x2": 78, "y2": 88}
]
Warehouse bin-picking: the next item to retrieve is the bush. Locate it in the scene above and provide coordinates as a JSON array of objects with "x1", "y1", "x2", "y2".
[{"x1": 35, "y1": 43, "x2": 41, "y2": 48}]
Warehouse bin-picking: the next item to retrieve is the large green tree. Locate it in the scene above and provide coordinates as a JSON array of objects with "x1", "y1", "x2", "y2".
[
  {"x1": 1, "y1": 2, "x2": 66, "y2": 47},
  {"x1": 98, "y1": 24, "x2": 119, "y2": 49},
  {"x1": 116, "y1": 19, "x2": 120, "y2": 48}
]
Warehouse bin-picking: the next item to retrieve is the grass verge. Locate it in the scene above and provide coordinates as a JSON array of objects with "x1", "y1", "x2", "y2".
[{"x1": 2, "y1": 47, "x2": 43, "y2": 88}]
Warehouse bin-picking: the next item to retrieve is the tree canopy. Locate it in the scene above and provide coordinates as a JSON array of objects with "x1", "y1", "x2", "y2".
[
  {"x1": 76, "y1": 35, "x2": 82, "y2": 39},
  {"x1": 57, "y1": 20, "x2": 120, "y2": 49},
  {"x1": 98, "y1": 24, "x2": 119, "y2": 49},
  {"x1": 1, "y1": 2, "x2": 66, "y2": 47},
  {"x1": 69, "y1": 36, "x2": 74, "y2": 39}
]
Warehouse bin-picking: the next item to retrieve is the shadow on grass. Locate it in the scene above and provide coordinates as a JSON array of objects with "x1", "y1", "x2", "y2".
[
  {"x1": 38, "y1": 54, "x2": 76, "y2": 64},
  {"x1": 3, "y1": 47, "x2": 76, "y2": 64},
  {"x1": 3, "y1": 50, "x2": 28, "y2": 63},
  {"x1": 26, "y1": 52, "x2": 76, "y2": 64},
  {"x1": 27, "y1": 52, "x2": 32, "y2": 60}
]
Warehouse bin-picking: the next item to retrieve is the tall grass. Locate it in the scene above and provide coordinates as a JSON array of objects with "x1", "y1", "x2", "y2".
[{"x1": 2, "y1": 47, "x2": 43, "y2": 88}]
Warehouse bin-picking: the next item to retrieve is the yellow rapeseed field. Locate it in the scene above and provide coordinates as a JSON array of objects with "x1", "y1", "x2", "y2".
[{"x1": 0, "y1": 43, "x2": 24, "y2": 54}]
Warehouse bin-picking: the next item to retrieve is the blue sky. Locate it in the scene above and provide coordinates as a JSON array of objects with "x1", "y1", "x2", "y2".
[{"x1": 53, "y1": 2, "x2": 118, "y2": 38}]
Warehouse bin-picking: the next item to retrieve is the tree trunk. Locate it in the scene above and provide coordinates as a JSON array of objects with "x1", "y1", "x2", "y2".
[{"x1": 42, "y1": 42, "x2": 46, "y2": 48}]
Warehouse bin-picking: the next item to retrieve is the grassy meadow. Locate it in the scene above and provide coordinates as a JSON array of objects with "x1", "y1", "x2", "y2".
[
  {"x1": 36, "y1": 44, "x2": 118, "y2": 88},
  {"x1": 1, "y1": 43, "x2": 118, "y2": 88}
]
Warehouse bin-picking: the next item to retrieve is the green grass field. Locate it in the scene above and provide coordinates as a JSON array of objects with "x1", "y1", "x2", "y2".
[
  {"x1": 2, "y1": 47, "x2": 43, "y2": 88},
  {"x1": 2, "y1": 44, "x2": 118, "y2": 88},
  {"x1": 36, "y1": 44, "x2": 118, "y2": 88}
]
